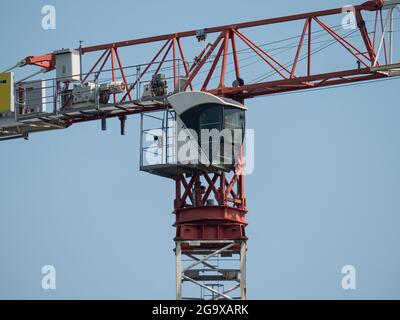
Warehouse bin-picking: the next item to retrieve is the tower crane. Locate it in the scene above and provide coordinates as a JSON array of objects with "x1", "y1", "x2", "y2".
[{"x1": 1, "y1": 0, "x2": 399, "y2": 300}]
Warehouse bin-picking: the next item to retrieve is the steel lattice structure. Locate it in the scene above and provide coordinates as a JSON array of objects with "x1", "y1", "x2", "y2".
[
  {"x1": 1, "y1": 0, "x2": 400, "y2": 300},
  {"x1": 1, "y1": 0, "x2": 398, "y2": 138}
]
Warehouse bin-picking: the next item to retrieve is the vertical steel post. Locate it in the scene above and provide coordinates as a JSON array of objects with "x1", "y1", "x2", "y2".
[
  {"x1": 176, "y1": 241, "x2": 182, "y2": 300},
  {"x1": 140, "y1": 113, "x2": 144, "y2": 168},
  {"x1": 173, "y1": 38, "x2": 177, "y2": 90},
  {"x1": 136, "y1": 65, "x2": 141, "y2": 101},
  {"x1": 175, "y1": 241, "x2": 247, "y2": 300},
  {"x1": 389, "y1": 8, "x2": 394, "y2": 64},
  {"x1": 307, "y1": 17, "x2": 312, "y2": 78},
  {"x1": 240, "y1": 241, "x2": 247, "y2": 300},
  {"x1": 111, "y1": 48, "x2": 116, "y2": 104},
  {"x1": 79, "y1": 40, "x2": 83, "y2": 82}
]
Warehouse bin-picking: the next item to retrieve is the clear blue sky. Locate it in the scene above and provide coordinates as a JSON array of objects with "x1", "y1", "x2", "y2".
[{"x1": 1, "y1": 0, "x2": 400, "y2": 299}]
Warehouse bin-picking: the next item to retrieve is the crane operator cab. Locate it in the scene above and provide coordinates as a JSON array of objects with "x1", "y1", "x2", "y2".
[{"x1": 140, "y1": 91, "x2": 247, "y2": 178}]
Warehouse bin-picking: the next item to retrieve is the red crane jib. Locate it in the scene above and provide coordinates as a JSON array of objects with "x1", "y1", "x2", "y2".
[{"x1": 22, "y1": 0, "x2": 387, "y2": 101}]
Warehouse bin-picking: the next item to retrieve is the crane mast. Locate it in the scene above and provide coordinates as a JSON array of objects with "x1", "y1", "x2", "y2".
[{"x1": 0, "y1": 0, "x2": 399, "y2": 299}]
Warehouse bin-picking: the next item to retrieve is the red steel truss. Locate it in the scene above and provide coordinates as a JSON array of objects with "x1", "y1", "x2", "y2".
[
  {"x1": 174, "y1": 170, "x2": 247, "y2": 249},
  {"x1": 23, "y1": 0, "x2": 391, "y2": 114}
]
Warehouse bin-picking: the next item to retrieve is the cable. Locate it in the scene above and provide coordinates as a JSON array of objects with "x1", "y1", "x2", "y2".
[
  {"x1": 190, "y1": 13, "x2": 400, "y2": 85},
  {"x1": 191, "y1": 25, "x2": 353, "y2": 87},
  {"x1": 250, "y1": 28, "x2": 360, "y2": 84},
  {"x1": 192, "y1": 26, "x2": 343, "y2": 83}
]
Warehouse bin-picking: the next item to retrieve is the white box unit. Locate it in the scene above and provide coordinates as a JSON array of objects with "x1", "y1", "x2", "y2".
[
  {"x1": 54, "y1": 49, "x2": 81, "y2": 81},
  {"x1": 21, "y1": 80, "x2": 47, "y2": 114}
]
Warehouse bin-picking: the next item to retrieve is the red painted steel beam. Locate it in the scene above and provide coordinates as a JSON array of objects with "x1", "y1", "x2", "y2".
[
  {"x1": 176, "y1": 38, "x2": 194, "y2": 90},
  {"x1": 154, "y1": 41, "x2": 173, "y2": 75},
  {"x1": 174, "y1": 171, "x2": 248, "y2": 242},
  {"x1": 233, "y1": 29, "x2": 291, "y2": 79},
  {"x1": 233, "y1": 73, "x2": 386, "y2": 98},
  {"x1": 79, "y1": 1, "x2": 384, "y2": 53},
  {"x1": 21, "y1": 0, "x2": 386, "y2": 83},
  {"x1": 186, "y1": 31, "x2": 225, "y2": 91},
  {"x1": 189, "y1": 44, "x2": 211, "y2": 73},
  {"x1": 24, "y1": 54, "x2": 55, "y2": 70},
  {"x1": 16, "y1": 0, "x2": 393, "y2": 128},
  {"x1": 203, "y1": 172, "x2": 221, "y2": 204},
  {"x1": 207, "y1": 67, "x2": 384, "y2": 97},
  {"x1": 120, "y1": 39, "x2": 171, "y2": 102},
  {"x1": 291, "y1": 19, "x2": 309, "y2": 78},
  {"x1": 115, "y1": 48, "x2": 132, "y2": 101},
  {"x1": 202, "y1": 174, "x2": 220, "y2": 205},
  {"x1": 219, "y1": 30, "x2": 231, "y2": 88},
  {"x1": 230, "y1": 31, "x2": 241, "y2": 80},
  {"x1": 355, "y1": 10, "x2": 377, "y2": 62},
  {"x1": 173, "y1": 38, "x2": 177, "y2": 88},
  {"x1": 313, "y1": 17, "x2": 371, "y2": 66},
  {"x1": 81, "y1": 49, "x2": 108, "y2": 83},
  {"x1": 307, "y1": 17, "x2": 312, "y2": 77},
  {"x1": 94, "y1": 49, "x2": 112, "y2": 83},
  {"x1": 201, "y1": 36, "x2": 225, "y2": 91}
]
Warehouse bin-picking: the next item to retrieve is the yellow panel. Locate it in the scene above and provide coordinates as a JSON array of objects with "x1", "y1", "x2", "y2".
[{"x1": 0, "y1": 72, "x2": 14, "y2": 113}]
